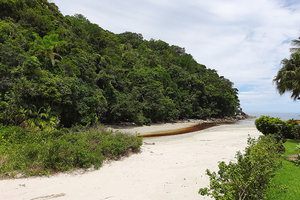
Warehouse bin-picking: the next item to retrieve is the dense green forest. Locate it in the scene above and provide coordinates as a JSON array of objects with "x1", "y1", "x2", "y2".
[{"x1": 0, "y1": 0, "x2": 241, "y2": 129}]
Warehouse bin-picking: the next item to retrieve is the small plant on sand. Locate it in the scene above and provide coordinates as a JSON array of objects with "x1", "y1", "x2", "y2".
[{"x1": 199, "y1": 135, "x2": 282, "y2": 200}]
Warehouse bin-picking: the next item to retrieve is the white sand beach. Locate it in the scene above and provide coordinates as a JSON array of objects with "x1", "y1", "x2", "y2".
[{"x1": 0, "y1": 123, "x2": 261, "y2": 200}]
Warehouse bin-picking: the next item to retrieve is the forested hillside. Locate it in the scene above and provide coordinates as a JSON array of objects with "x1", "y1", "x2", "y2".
[{"x1": 0, "y1": 0, "x2": 242, "y2": 128}]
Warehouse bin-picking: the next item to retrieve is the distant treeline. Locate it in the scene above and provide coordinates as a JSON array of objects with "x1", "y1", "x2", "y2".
[{"x1": 0, "y1": 0, "x2": 241, "y2": 128}]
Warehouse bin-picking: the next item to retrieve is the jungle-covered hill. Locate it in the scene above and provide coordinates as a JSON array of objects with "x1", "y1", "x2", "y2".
[{"x1": 0, "y1": 0, "x2": 242, "y2": 128}]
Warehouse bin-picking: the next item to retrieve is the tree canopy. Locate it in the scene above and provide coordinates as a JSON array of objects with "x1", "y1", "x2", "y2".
[
  {"x1": 0, "y1": 0, "x2": 242, "y2": 128},
  {"x1": 274, "y1": 37, "x2": 300, "y2": 100}
]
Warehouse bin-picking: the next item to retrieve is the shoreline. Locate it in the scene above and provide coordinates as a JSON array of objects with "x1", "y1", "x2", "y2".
[{"x1": 105, "y1": 114, "x2": 256, "y2": 137}]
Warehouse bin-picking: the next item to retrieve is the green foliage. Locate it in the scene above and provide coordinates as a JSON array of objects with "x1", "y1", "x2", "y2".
[
  {"x1": 30, "y1": 32, "x2": 66, "y2": 66},
  {"x1": 274, "y1": 36, "x2": 300, "y2": 100},
  {"x1": 255, "y1": 115, "x2": 297, "y2": 139},
  {"x1": 199, "y1": 135, "x2": 282, "y2": 200},
  {"x1": 0, "y1": 0, "x2": 242, "y2": 127},
  {"x1": 296, "y1": 143, "x2": 300, "y2": 151},
  {"x1": 0, "y1": 124, "x2": 142, "y2": 178}
]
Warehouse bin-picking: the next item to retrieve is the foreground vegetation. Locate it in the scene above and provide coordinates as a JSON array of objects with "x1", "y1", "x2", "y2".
[
  {"x1": 199, "y1": 116, "x2": 300, "y2": 199},
  {"x1": 0, "y1": 0, "x2": 241, "y2": 128},
  {"x1": 199, "y1": 135, "x2": 283, "y2": 200},
  {"x1": 266, "y1": 139, "x2": 300, "y2": 199},
  {"x1": 0, "y1": 124, "x2": 142, "y2": 179}
]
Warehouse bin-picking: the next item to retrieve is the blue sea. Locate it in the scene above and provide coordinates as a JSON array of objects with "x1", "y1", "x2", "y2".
[{"x1": 235, "y1": 112, "x2": 300, "y2": 125}]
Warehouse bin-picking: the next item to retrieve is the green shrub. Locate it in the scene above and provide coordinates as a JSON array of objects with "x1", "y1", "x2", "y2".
[
  {"x1": 199, "y1": 135, "x2": 282, "y2": 200},
  {"x1": 255, "y1": 115, "x2": 296, "y2": 139},
  {"x1": 296, "y1": 143, "x2": 300, "y2": 151},
  {"x1": 0, "y1": 125, "x2": 143, "y2": 178}
]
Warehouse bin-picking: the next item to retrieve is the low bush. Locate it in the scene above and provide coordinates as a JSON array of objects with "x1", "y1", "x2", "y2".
[
  {"x1": 255, "y1": 115, "x2": 297, "y2": 139},
  {"x1": 0, "y1": 124, "x2": 143, "y2": 178},
  {"x1": 296, "y1": 143, "x2": 300, "y2": 151},
  {"x1": 199, "y1": 135, "x2": 282, "y2": 200}
]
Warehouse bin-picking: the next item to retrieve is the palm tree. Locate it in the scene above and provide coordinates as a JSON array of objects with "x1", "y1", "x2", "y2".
[
  {"x1": 273, "y1": 52, "x2": 300, "y2": 100},
  {"x1": 31, "y1": 33, "x2": 65, "y2": 66},
  {"x1": 290, "y1": 37, "x2": 300, "y2": 53}
]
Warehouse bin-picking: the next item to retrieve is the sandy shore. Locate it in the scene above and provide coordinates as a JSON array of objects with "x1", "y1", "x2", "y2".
[
  {"x1": 0, "y1": 123, "x2": 261, "y2": 200},
  {"x1": 105, "y1": 121, "x2": 205, "y2": 136}
]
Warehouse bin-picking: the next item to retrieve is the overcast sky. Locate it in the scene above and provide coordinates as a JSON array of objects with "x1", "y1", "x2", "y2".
[{"x1": 52, "y1": 0, "x2": 300, "y2": 114}]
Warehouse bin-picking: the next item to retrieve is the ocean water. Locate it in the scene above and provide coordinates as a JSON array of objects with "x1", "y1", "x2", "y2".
[{"x1": 235, "y1": 112, "x2": 300, "y2": 125}]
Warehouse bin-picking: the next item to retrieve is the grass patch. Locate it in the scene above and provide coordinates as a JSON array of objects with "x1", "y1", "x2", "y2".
[
  {"x1": 266, "y1": 139, "x2": 300, "y2": 199},
  {"x1": 0, "y1": 124, "x2": 143, "y2": 179}
]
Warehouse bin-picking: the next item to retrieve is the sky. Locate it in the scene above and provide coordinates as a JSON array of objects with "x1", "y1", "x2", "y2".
[{"x1": 52, "y1": 0, "x2": 300, "y2": 114}]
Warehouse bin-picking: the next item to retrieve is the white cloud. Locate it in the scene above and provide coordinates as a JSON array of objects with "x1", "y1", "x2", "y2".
[{"x1": 53, "y1": 0, "x2": 300, "y2": 113}]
